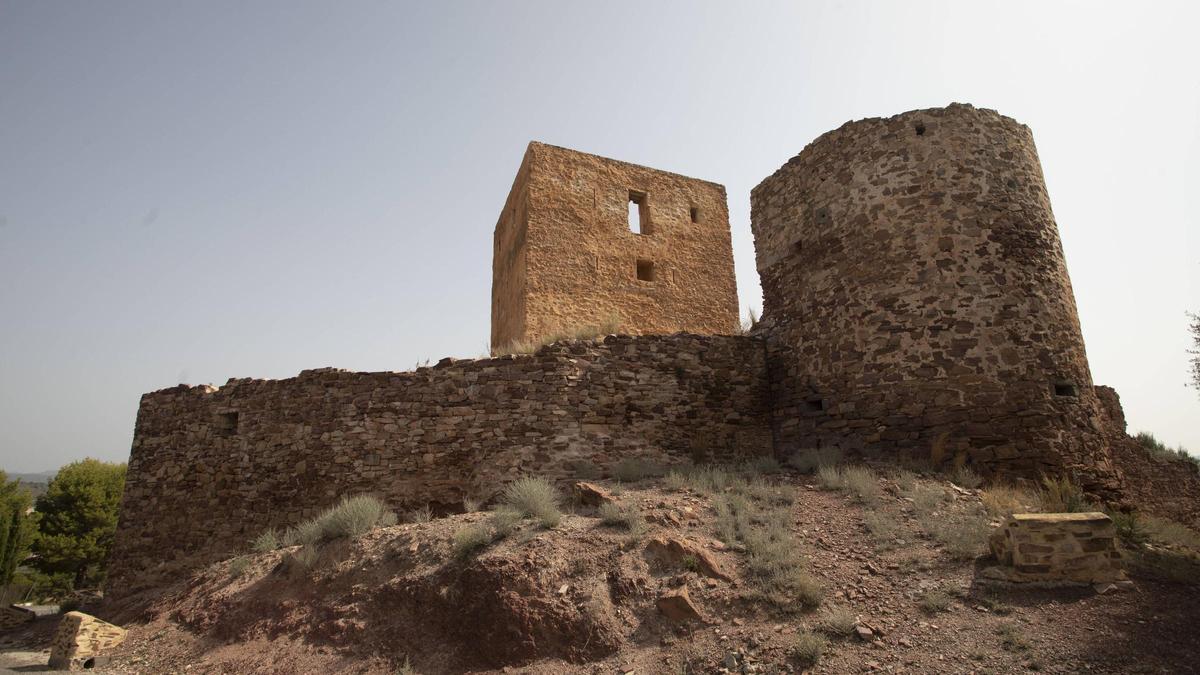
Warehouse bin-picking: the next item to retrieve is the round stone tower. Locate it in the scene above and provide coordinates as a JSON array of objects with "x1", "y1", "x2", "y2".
[{"x1": 752, "y1": 103, "x2": 1118, "y2": 489}]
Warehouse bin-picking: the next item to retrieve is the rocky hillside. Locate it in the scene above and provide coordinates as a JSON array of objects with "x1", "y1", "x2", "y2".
[{"x1": 12, "y1": 462, "x2": 1200, "y2": 674}]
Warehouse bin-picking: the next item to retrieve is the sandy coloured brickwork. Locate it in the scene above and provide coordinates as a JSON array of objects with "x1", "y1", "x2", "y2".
[{"x1": 490, "y1": 143, "x2": 739, "y2": 351}]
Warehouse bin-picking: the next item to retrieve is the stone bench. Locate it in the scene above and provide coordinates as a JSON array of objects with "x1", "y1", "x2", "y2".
[{"x1": 987, "y1": 512, "x2": 1125, "y2": 584}]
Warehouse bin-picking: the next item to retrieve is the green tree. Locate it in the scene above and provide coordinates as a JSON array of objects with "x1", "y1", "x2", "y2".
[
  {"x1": 0, "y1": 472, "x2": 35, "y2": 588},
  {"x1": 31, "y1": 459, "x2": 126, "y2": 589}
]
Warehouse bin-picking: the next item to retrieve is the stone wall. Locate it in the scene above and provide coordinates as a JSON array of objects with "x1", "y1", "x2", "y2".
[
  {"x1": 490, "y1": 142, "x2": 740, "y2": 351},
  {"x1": 1094, "y1": 386, "x2": 1200, "y2": 528},
  {"x1": 108, "y1": 334, "x2": 771, "y2": 594},
  {"x1": 751, "y1": 103, "x2": 1121, "y2": 493}
]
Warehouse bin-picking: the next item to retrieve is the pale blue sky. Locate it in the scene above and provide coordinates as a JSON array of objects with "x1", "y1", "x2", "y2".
[{"x1": 1, "y1": 1, "x2": 1196, "y2": 473}]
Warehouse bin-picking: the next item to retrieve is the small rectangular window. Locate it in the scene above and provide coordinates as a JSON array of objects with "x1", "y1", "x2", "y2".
[
  {"x1": 689, "y1": 206, "x2": 699, "y2": 223},
  {"x1": 628, "y1": 191, "x2": 651, "y2": 234},
  {"x1": 636, "y1": 259, "x2": 655, "y2": 282},
  {"x1": 1053, "y1": 382, "x2": 1077, "y2": 397},
  {"x1": 805, "y1": 398, "x2": 826, "y2": 413},
  {"x1": 214, "y1": 411, "x2": 239, "y2": 436}
]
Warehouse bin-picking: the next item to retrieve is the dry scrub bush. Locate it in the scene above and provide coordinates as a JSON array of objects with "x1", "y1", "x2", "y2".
[
  {"x1": 790, "y1": 447, "x2": 843, "y2": 474},
  {"x1": 664, "y1": 470, "x2": 690, "y2": 491},
  {"x1": 792, "y1": 629, "x2": 827, "y2": 667},
  {"x1": 981, "y1": 484, "x2": 1038, "y2": 518},
  {"x1": 613, "y1": 457, "x2": 662, "y2": 483},
  {"x1": 274, "y1": 495, "x2": 396, "y2": 548},
  {"x1": 228, "y1": 556, "x2": 251, "y2": 579},
  {"x1": 919, "y1": 589, "x2": 952, "y2": 614},
  {"x1": 905, "y1": 482, "x2": 949, "y2": 514},
  {"x1": 1037, "y1": 474, "x2": 1094, "y2": 513},
  {"x1": 817, "y1": 465, "x2": 879, "y2": 503},
  {"x1": 597, "y1": 501, "x2": 646, "y2": 534},
  {"x1": 290, "y1": 545, "x2": 318, "y2": 569},
  {"x1": 997, "y1": 623, "x2": 1030, "y2": 652},
  {"x1": 461, "y1": 496, "x2": 482, "y2": 513},
  {"x1": 892, "y1": 468, "x2": 919, "y2": 493},
  {"x1": 741, "y1": 455, "x2": 782, "y2": 476},
  {"x1": 817, "y1": 606, "x2": 857, "y2": 637},
  {"x1": 863, "y1": 512, "x2": 902, "y2": 548},
  {"x1": 251, "y1": 529, "x2": 280, "y2": 553},
  {"x1": 501, "y1": 477, "x2": 563, "y2": 528},
  {"x1": 950, "y1": 465, "x2": 983, "y2": 489},
  {"x1": 921, "y1": 509, "x2": 991, "y2": 561},
  {"x1": 452, "y1": 524, "x2": 493, "y2": 559},
  {"x1": 406, "y1": 505, "x2": 434, "y2": 523}
]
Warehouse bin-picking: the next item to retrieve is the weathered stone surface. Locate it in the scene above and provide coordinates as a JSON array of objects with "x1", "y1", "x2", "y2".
[
  {"x1": 48, "y1": 611, "x2": 126, "y2": 670},
  {"x1": 987, "y1": 512, "x2": 1125, "y2": 584},
  {"x1": 571, "y1": 481, "x2": 615, "y2": 508},
  {"x1": 0, "y1": 605, "x2": 35, "y2": 631},
  {"x1": 656, "y1": 584, "x2": 703, "y2": 622},
  {"x1": 751, "y1": 103, "x2": 1123, "y2": 494},
  {"x1": 491, "y1": 142, "x2": 739, "y2": 352},
  {"x1": 108, "y1": 334, "x2": 772, "y2": 595},
  {"x1": 643, "y1": 536, "x2": 733, "y2": 582}
]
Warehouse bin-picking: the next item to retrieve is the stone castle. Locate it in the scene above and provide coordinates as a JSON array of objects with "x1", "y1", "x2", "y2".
[{"x1": 108, "y1": 103, "x2": 1200, "y2": 594}]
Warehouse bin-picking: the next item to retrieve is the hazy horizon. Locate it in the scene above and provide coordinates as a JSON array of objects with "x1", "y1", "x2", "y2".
[{"x1": 2, "y1": 1, "x2": 1197, "y2": 473}]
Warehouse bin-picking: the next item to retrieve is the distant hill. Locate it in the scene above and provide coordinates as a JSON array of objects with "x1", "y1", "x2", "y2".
[{"x1": 5, "y1": 470, "x2": 56, "y2": 500}]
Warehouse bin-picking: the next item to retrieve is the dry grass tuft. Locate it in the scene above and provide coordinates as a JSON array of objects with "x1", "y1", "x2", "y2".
[
  {"x1": 919, "y1": 589, "x2": 952, "y2": 614},
  {"x1": 406, "y1": 505, "x2": 434, "y2": 523},
  {"x1": 613, "y1": 457, "x2": 662, "y2": 483},
  {"x1": 251, "y1": 529, "x2": 280, "y2": 553},
  {"x1": 981, "y1": 484, "x2": 1038, "y2": 518},
  {"x1": 790, "y1": 447, "x2": 844, "y2": 474},
  {"x1": 817, "y1": 606, "x2": 857, "y2": 636},
  {"x1": 792, "y1": 629, "x2": 827, "y2": 667},
  {"x1": 1037, "y1": 474, "x2": 1094, "y2": 513},
  {"x1": 501, "y1": 477, "x2": 563, "y2": 528},
  {"x1": 597, "y1": 501, "x2": 646, "y2": 534}
]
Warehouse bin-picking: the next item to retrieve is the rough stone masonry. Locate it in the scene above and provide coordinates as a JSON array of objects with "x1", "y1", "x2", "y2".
[{"x1": 107, "y1": 104, "x2": 1200, "y2": 596}]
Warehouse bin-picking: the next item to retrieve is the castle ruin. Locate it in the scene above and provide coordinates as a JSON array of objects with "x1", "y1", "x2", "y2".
[{"x1": 107, "y1": 104, "x2": 1200, "y2": 596}]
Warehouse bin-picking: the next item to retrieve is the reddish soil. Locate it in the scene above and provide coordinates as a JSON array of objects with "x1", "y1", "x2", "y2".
[{"x1": 5, "y1": 470, "x2": 1199, "y2": 674}]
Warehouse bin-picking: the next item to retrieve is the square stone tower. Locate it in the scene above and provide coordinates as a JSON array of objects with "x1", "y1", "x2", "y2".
[{"x1": 491, "y1": 142, "x2": 739, "y2": 352}]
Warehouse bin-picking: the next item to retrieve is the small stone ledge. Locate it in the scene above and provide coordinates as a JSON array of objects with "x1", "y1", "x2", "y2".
[{"x1": 986, "y1": 511, "x2": 1125, "y2": 585}]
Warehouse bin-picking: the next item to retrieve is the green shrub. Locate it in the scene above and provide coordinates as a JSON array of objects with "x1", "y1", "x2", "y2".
[
  {"x1": 713, "y1": 493, "x2": 753, "y2": 544},
  {"x1": 792, "y1": 629, "x2": 826, "y2": 667},
  {"x1": 251, "y1": 529, "x2": 280, "y2": 553},
  {"x1": 997, "y1": 623, "x2": 1030, "y2": 652},
  {"x1": 489, "y1": 506, "x2": 523, "y2": 539},
  {"x1": 501, "y1": 477, "x2": 563, "y2": 528}
]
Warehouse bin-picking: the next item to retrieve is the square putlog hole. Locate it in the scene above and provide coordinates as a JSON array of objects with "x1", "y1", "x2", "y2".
[{"x1": 636, "y1": 259, "x2": 655, "y2": 282}]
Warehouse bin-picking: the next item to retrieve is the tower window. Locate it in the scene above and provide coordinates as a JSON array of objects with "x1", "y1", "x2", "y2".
[
  {"x1": 636, "y1": 259, "x2": 655, "y2": 282},
  {"x1": 915, "y1": 122, "x2": 927, "y2": 136},
  {"x1": 628, "y1": 191, "x2": 651, "y2": 234},
  {"x1": 1053, "y1": 382, "x2": 1077, "y2": 397},
  {"x1": 214, "y1": 411, "x2": 239, "y2": 436},
  {"x1": 689, "y1": 206, "x2": 699, "y2": 223},
  {"x1": 805, "y1": 398, "x2": 826, "y2": 413}
]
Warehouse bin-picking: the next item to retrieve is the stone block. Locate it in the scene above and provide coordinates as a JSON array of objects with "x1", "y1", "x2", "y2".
[{"x1": 48, "y1": 611, "x2": 127, "y2": 670}]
